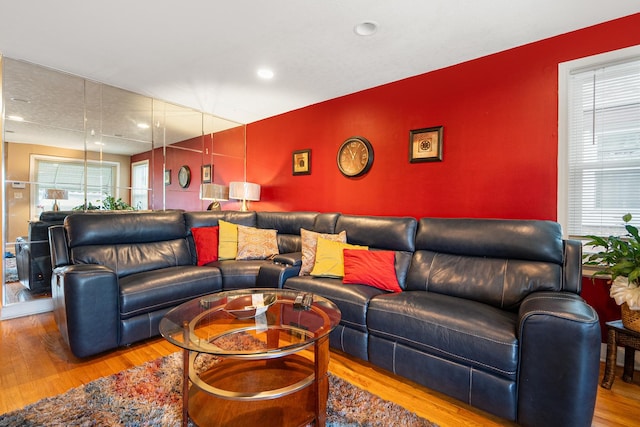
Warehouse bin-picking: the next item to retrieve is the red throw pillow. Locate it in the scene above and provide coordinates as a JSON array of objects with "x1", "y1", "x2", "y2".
[
  {"x1": 342, "y1": 249, "x2": 402, "y2": 292},
  {"x1": 191, "y1": 226, "x2": 219, "y2": 266}
]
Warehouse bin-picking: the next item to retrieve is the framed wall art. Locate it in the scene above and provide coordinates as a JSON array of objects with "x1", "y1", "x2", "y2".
[
  {"x1": 202, "y1": 164, "x2": 212, "y2": 183},
  {"x1": 164, "y1": 169, "x2": 171, "y2": 185},
  {"x1": 292, "y1": 149, "x2": 311, "y2": 175},
  {"x1": 409, "y1": 126, "x2": 443, "y2": 163}
]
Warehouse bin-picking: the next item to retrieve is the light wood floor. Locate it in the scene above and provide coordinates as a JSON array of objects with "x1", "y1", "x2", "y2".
[{"x1": 0, "y1": 312, "x2": 638, "y2": 426}]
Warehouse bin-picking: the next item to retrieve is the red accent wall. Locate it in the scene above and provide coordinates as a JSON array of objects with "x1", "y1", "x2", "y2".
[
  {"x1": 581, "y1": 276, "x2": 621, "y2": 342},
  {"x1": 243, "y1": 14, "x2": 640, "y2": 334},
  {"x1": 130, "y1": 126, "x2": 246, "y2": 211},
  {"x1": 131, "y1": 136, "x2": 205, "y2": 211},
  {"x1": 245, "y1": 13, "x2": 640, "y2": 220}
]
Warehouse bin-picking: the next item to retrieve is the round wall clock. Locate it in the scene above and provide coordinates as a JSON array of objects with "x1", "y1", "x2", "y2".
[
  {"x1": 337, "y1": 136, "x2": 374, "y2": 177},
  {"x1": 178, "y1": 165, "x2": 191, "y2": 188}
]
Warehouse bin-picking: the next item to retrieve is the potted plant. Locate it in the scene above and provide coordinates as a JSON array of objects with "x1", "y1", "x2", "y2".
[
  {"x1": 584, "y1": 213, "x2": 640, "y2": 332},
  {"x1": 73, "y1": 194, "x2": 135, "y2": 211}
]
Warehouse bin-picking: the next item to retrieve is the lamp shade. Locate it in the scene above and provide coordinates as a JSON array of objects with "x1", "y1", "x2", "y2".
[
  {"x1": 229, "y1": 182, "x2": 261, "y2": 201},
  {"x1": 46, "y1": 189, "x2": 68, "y2": 200},
  {"x1": 200, "y1": 183, "x2": 229, "y2": 201}
]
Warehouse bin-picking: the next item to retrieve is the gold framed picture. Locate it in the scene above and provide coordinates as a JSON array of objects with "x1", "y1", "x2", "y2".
[
  {"x1": 202, "y1": 164, "x2": 212, "y2": 183},
  {"x1": 292, "y1": 149, "x2": 311, "y2": 175},
  {"x1": 409, "y1": 126, "x2": 443, "y2": 163}
]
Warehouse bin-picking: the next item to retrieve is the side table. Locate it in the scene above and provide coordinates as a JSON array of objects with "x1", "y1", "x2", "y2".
[{"x1": 601, "y1": 320, "x2": 640, "y2": 389}]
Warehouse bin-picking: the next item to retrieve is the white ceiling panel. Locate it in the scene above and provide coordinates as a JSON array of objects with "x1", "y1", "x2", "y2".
[{"x1": 1, "y1": 1, "x2": 639, "y2": 124}]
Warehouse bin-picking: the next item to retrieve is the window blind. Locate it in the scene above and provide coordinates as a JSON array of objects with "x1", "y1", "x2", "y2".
[
  {"x1": 567, "y1": 58, "x2": 640, "y2": 237},
  {"x1": 35, "y1": 158, "x2": 117, "y2": 211}
]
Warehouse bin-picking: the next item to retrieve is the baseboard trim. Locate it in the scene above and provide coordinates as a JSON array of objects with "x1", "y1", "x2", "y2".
[{"x1": 600, "y1": 342, "x2": 640, "y2": 367}]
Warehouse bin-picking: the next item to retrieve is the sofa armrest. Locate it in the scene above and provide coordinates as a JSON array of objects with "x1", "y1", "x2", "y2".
[
  {"x1": 52, "y1": 264, "x2": 119, "y2": 358},
  {"x1": 517, "y1": 291, "x2": 601, "y2": 427},
  {"x1": 563, "y1": 239, "x2": 583, "y2": 293},
  {"x1": 48, "y1": 225, "x2": 69, "y2": 268},
  {"x1": 273, "y1": 252, "x2": 302, "y2": 267},
  {"x1": 15, "y1": 237, "x2": 31, "y2": 284},
  {"x1": 256, "y1": 262, "x2": 301, "y2": 288}
]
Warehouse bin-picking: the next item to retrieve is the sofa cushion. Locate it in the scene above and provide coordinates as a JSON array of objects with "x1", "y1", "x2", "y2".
[
  {"x1": 218, "y1": 220, "x2": 239, "y2": 260},
  {"x1": 236, "y1": 225, "x2": 279, "y2": 260},
  {"x1": 207, "y1": 259, "x2": 271, "y2": 290},
  {"x1": 285, "y1": 275, "x2": 385, "y2": 333},
  {"x1": 335, "y1": 214, "x2": 417, "y2": 252},
  {"x1": 191, "y1": 226, "x2": 219, "y2": 265},
  {"x1": 343, "y1": 250, "x2": 401, "y2": 292},
  {"x1": 367, "y1": 291, "x2": 519, "y2": 380},
  {"x1": 310, "y1": 238, "x2": 367, "y2": 278},
  {"x1": 71, "y1": 239, "x2": 193, "y2": 278},
  {"x1": 406, "y1": 250, "x2": 562, "y2": 310},
  {"x1": 414, "y1": 217, "x2": 564, "y2": 264},
  {"x1": 406, "y1": 218, "x2": 566, "y2": 310},
  {"x1": 299, "y1": 228, "x2": 347, "y2": 276},
  {"x1": 119, "y1": 265, "x2": 222, "y2": 319},
  {"x1": 65, "y1": 211, "x2": 186, "y2": 247}
]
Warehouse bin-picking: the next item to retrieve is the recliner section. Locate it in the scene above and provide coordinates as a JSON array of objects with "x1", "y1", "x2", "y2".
[{"x1": 15, "y1": 211, "x2": 72, "y2": 292}]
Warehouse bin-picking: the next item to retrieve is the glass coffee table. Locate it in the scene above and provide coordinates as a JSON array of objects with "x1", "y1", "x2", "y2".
[{"x1": 159, "y1": 288, "x2": 341, "y2": 427}]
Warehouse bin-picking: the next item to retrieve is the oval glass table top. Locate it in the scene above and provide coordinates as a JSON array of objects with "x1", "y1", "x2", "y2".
[{"x1": 159, "y1": 288, "x2": 341, "y2": 358}]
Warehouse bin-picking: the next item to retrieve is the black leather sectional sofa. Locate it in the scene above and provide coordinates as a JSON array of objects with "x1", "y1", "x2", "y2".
[{"x1": 48, "y1": 210, "x2": 601, "y2": 427}]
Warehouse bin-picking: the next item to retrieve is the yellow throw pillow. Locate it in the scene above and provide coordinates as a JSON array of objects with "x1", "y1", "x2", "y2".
[
  {"x1": 236, "y1": 225, "x2": 279, "y2": 260},
  {"x1": 299, "y1": 228, "x2": 347, "y2": 276},
  {"x1": 310, "y1": 237, "x2": 368, "y2": 278},
  {"x1": 218, "y1": 220, "x2": 239, "y2": 260}
]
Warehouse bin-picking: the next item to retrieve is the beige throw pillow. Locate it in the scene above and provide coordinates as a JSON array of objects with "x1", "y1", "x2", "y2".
[
  {"x1": 235, "y1": 225, "x2": 279, "y2": 260},
  {"x1": 299, "y1": 228, "x2": 347, "y2": 276}
]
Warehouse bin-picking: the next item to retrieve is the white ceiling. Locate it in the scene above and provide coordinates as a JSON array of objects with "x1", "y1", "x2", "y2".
[{"x1": 1, "y1": 1, "x2": 639, "y2": 125}]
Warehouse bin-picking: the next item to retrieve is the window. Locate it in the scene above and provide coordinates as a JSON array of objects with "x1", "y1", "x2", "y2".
[
  {"x1": 131, "y1": 160, "x2": 149, "y2": 210},
  {"x1": 30, "y1": 155, "x2": 119, "y2": 214},
  {"x1": 559, "y1": 45, "x2": 640, "y2": 238}
]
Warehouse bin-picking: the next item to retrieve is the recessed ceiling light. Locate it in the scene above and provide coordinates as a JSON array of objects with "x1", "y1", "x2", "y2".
[
  {"x1": 137, "y1": 123, "x2": 150, "y2": 129},
  {"x1": 7, "y1": 115, "x2": 24, "y2": 121},
  {"x1": 257, "y1": 68, "x2": 274, "y2": 80},
  {"x1": 354, "y1": 21, "x2": 378, "y2": 36}
]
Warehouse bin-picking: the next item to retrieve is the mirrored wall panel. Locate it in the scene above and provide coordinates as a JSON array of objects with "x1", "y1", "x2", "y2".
[{"x1": 1, "y1": 57, "x2": 246, "y2": 318}]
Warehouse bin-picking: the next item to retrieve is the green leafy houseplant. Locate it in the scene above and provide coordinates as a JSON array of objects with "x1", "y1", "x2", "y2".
[
  {"x1": 583, "y1": 213, "x2": 640, "y2": 314},
  {"x1": 73, "y1": 194, "x2": 135, "y2": 211}
]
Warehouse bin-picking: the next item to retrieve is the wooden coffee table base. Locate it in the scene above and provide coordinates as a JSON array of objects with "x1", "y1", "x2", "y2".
[{"x1": 184, "y1": 335, "x2": 329, "y2": 427}]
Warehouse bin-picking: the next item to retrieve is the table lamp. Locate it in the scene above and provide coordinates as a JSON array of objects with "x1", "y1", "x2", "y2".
[
  {"x1": 46, "y1": 188, "x2": 68, "y2": 211},
  {"x1": 229, "y1": 181, "x2": 260, "y2": 211},
  {"x1": 200, "y1": 183, "x2": 229, "y2": 211}
]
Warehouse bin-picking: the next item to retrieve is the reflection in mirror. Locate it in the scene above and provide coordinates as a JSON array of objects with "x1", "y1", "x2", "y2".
[
  {"x1": 1, "y1": 57, "x2": 245, "y2": 319},
  {"x1": 153, "y1": 100, "x2": 205, "y2": 211}
]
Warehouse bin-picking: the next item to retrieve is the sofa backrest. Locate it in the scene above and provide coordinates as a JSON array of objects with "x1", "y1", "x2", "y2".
[
  {"x1": 256, "y1": 211, "x2": 320, "y2": 253},
  {"x1": 406, "y1": 218, "x2": 573, "y2": 310},
  {"x1": 39, "y1": 210, "x2": 76, "y2": 222},
  {"x1": 64, "y1": 211, "x2": 191, "y2": 278},
  {"x1": 184, "y1": 211, "x2": 257, "y2": 230},
  {"x1": 335, "y1": 214, "x2": 417, "y2": 289}
]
